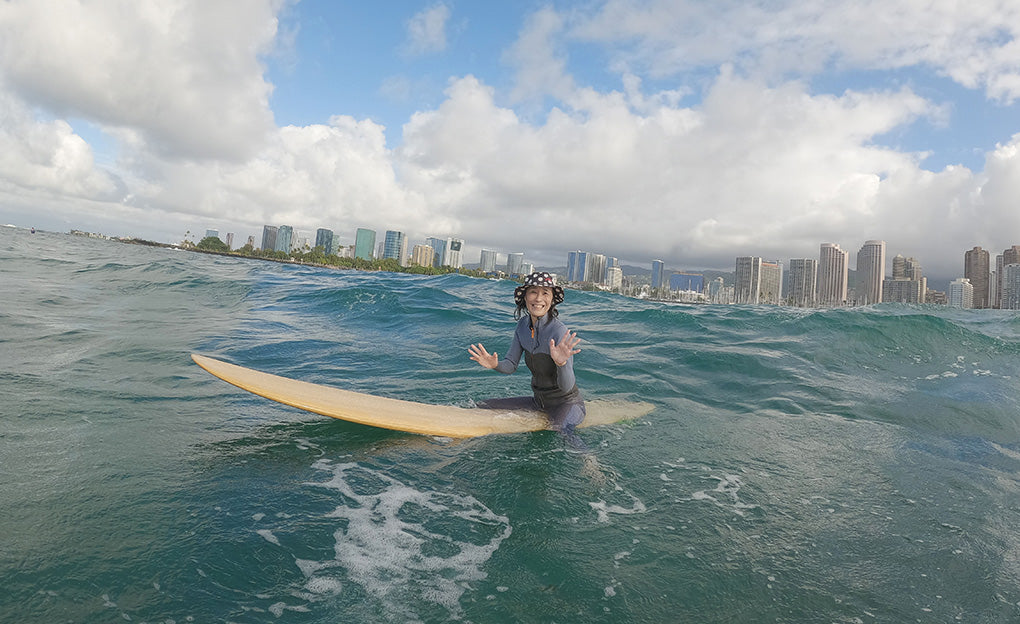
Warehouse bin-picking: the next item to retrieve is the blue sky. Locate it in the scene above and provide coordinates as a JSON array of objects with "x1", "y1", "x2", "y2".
[{"x1": 1, "y1": 0, "x2": 1019, "y2": 278}]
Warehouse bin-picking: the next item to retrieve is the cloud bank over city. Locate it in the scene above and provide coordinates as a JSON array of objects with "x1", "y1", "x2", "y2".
[{"x1": 1, "y1": 0, "x2": 1018, "y2": 278}]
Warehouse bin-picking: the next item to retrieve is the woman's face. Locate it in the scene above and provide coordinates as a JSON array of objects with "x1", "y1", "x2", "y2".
[{"x1": 525, "y1": 286, "x2": 554, "y2": 319}]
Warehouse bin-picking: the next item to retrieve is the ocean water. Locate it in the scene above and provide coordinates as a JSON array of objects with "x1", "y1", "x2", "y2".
[{"x1": 4, "y1": 227, "x2": 1020, "y2": 623}]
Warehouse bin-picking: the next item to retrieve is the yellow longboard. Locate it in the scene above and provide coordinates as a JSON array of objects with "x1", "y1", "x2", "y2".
[{"x1": 192, "y1": 353, "x2": 653, "y2": 438}]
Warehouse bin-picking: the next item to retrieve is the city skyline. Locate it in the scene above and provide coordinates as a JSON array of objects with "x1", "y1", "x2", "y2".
[
  {"x1": 1, "y1": 3, "x2": 1019, "y2": 278},
  {"x1": 220, "y1": 218, "x2": 1020, "y2": 293}
]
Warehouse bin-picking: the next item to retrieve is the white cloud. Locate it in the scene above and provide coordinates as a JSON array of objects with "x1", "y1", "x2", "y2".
[
  {"x1": 117, "y1": 114, "x2": 438, "y2": 241},
  {"x1": 0, "y1": 0, "x2": 280, "y2": 160},
  {"x1": 398, "y1": 71, "x2": 993, "y2": 274},
  {"x1": 0, "y1": 89, "x2": 120, "y2": 201},
  {"x1": 504, "y1": 7, "x2": 575, "y2": 104},
  {"x1": 403, "y1": 3, "x2": 451, "y2": 56},
  {"x1": 567, "y1": 0, "x2": 1020, "y2": 102}
]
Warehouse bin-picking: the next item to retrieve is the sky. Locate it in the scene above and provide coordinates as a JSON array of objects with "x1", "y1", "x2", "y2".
[{"x1": 1, "y1": 0, "x2": 1019, "y2": 279}]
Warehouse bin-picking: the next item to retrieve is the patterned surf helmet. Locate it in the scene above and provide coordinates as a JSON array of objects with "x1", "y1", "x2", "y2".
[{"x1": 514, "y1": 271, "x2": 565, "y2": 307}]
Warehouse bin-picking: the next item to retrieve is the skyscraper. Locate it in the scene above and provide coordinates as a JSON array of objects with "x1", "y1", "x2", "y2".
[
  {"x1": 567, "y1": 251, "x2": 593, "y2": 283},
  {"x1": 817, "y1": 243, "x2": 848, "y2": 307},
  {"x1": 589, "y1": 254, "x2": 608, "y2": 284},
  {"x1": 575, "y1": 252, "x2": 591, "y2": 283},
  {"x1": 446, "y1": 238, "x2": 463, "y2": 268},
  {"x1": 410, "y1": 244, "x2": 435, "y2": 267},
  {"x1": 383, "y1": 230, "x2": 407, "y2": 265},
  {"x1": 506, "y1": 252, "x2": 525, "y2": 276},
  {"x1": 883, "y1": 255, "x2": 926, "y2": 304},
  {"x1": 425, "y1": 237, "x2": 447, "y2": 268},
  {"x1": 354, "y1": 228, "x2": 376, "y2": 260},
  {"x1": 759, "y1": 260, "x2": 783, "y2": 305},
  {"x1": 261, "y1": 225, "x2": 278, "y2": 251},
  {"x1": 856, "y1": 240, "x2": 886, "y2": 305},
  {"x1": 566, "y1": 251, "x2": 581, "y2": 282},
  {"x1": 651, "y1": 260, "x2": 665, "y2": 291},
  {"x1": 1003, "y1": 263, "x2": 1020, "y2": 310},
  {"x1": 964, "y1": 246, "x2": 990, "y2": 308},
  {"x1": 788, "y1": 258, "x2": 817, "y2": 307},
  {"x1": 734, "y1": 257, "x2": 782, "y2": 305},
  {"x1": 606, "y1": 266, "x2": 623, "y2": 290},
  {"x1": 315, "y1": 228, "x2": 334, "y2": 253},
  {"x1": 275, "y1": 225, "x2": 293, "y2": 253},
  {"x1": 999, "y1": 246, "x2": 1020, "y2": 309},
  {"x1": 479, "y1": 249, "x2": 498, "y2": 273},
  {"x1": 734, "y1": 256, "x2": 758, "y2": 304},
  {"x1": 948, "y1": 278, "x2": 974, "y2": 308}
]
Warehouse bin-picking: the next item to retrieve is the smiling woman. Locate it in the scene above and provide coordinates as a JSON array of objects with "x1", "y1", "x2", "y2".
[{"x1": 468, "y1": 271, "x2": 586, "y2": 443}]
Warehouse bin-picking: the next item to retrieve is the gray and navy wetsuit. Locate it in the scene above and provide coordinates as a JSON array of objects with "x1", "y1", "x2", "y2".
[{"x1": 478, "y1": 314, "x2": 586, "y2": 439}]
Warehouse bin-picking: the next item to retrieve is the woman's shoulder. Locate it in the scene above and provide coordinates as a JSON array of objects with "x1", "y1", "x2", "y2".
[{"x1": 542, "y1": 316, "x2": 568, "y2": 333}]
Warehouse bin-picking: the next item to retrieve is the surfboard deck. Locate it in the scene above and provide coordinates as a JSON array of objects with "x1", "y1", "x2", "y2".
[{"x1": 192, "y1": 353, "x2": 653, "y2": 438}]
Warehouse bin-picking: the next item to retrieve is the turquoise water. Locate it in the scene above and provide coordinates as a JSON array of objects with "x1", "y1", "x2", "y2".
[{"x1": 4, "y1": 227, "x2": 1020, "y2": 623}]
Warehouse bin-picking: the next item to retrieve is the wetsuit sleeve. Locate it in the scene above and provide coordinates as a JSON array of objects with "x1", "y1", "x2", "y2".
[
  {"x1": 494, "y1": 330, "x2": 523, "y2": 375},
  {"x1": 556, "y1": 352, "x2": 576, "y2": 391}
]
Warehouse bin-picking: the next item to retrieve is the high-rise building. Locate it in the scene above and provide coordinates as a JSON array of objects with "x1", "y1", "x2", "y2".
[
  {"x1": 817, "y1": 243, "x2": 848, "y2": 307},
  {"x1": 315, "y1": 228, "x2": 334, "y2": 253},
  {"x1": 1003, "y1": 263, "x2": 1020, "y2": 310},
  {"x1": 735, "y1": 257, "x2": 782, "y2": 305},
  {"x1": 506, "y1": 252, "x2": 525, "y2": 276},
  {"x1": 883, "y1": 278, "x2": 926, "y2": 303},
  {"x1": 856, "y1": 240, "x2": 886, "y2": 305},
  {"x1": 734, "y1": 256, "x2": 758, "y2": 304},
  {"x1": 964, "y1": 246, "x2": 990, "y2": 308},
  {"x1": 948, "y1": 278, "x2": 974, "y2": 308},
  {"x1": 997, "y1": 246, "x2": 1020, "y2": 309},
  {"x1": 261, "y1": 225, "x2": 278, "y2": 251},
  {"x1": 354, "y1": 228, "x2": 376, "y2": 260},
  {"x1": 606, "y1": 266, "x2": 623, "y2": 290},
  {"x1": 651, "y1": 260, "x2": 665, "y2": 290},
  {"x1": 566, "y1": 251, "x2": 581, "y2": 282},
  {"x1": 892, "y1": 254, "x2": 923, "y2": 280},
  {"x1": 446, "y1": 238, "x2": 463, "y2": 268},
  {"x1": 759, "y1": 260, "x2": 782, "y2": 305},
  {"x1": 589, "y1": 254, "x2": 608, "y2": 284},
  {"x1": 788, "y1": 258, "x2": 817, "y2": 307},
  {"x1": 425, "y1": 237, "x2": 447, "y2": 268},
  {"x1": 410, "y1": 244, "x2": 435, "y2": 267},
  {"x1": 989, "y1": 269, "x2": 998, "y2": 309},
  {"x1": 883, "y1": 255, "x2": 926, "y2": 304},
  {"x1": 225, "y1": 233, "x2": 234, "y2": 249},
  {"x1": 383, "y1": 231, "x2": 407, "y2": 265},
  {"x1": 479, "y1": 249, "x2": 498, "y2": 273},
  {"x1": 569, "y1": 251, "x2": 592, "y2": 283},
  {"x1": 206, "y1": 229, "x2": 219, "y2": 239},
  {"x1": 275, "y1": 225, "x2": 293, "y2": 253}
]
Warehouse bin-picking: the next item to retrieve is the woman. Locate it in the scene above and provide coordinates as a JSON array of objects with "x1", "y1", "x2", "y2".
[{"x1": 468, "y1": 271, "x2": 586, "y2": 441}]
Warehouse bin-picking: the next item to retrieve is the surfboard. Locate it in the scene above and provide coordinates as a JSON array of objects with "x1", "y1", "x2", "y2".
[{"x1": 192, "y1": 353, "x2": 653, "y2": 438}]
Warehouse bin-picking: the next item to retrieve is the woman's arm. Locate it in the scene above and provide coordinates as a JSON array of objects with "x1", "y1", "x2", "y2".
[{"x1": 469, "y1": 330, "x2": 523, "y2": 374}]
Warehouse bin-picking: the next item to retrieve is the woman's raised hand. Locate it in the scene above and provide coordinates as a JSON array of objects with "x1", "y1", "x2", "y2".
[
  {"x1": 468, "y1": 343, "x2": 499, "y2": 369},
  {"x1": 550, "y1": 330, "x2": 581, "y2": 367}
]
